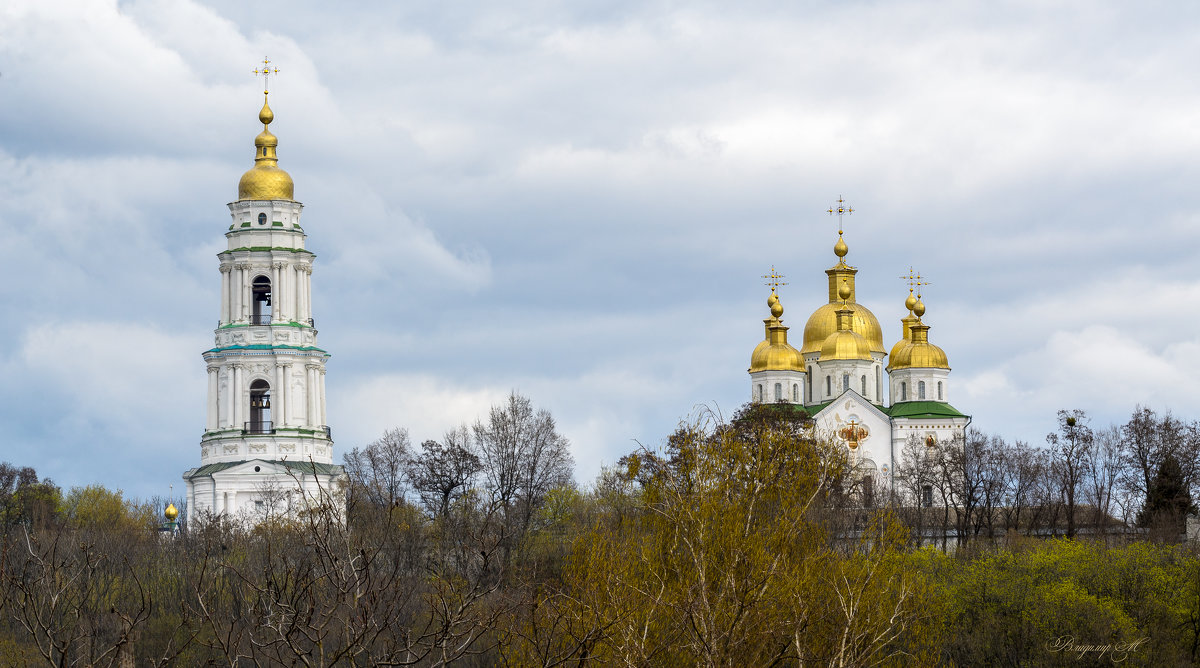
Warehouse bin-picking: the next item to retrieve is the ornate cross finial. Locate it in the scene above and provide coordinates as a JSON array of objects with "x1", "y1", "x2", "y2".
[
  {"x1": 762, "y1": 265, "x2": 787, "y2": 293},
  {"x1": 827, "y1": 195, "x2": 854, "y2": 234},
  {"x1": 914, "y1": 272, "x2": 932, "y2": 298},
  {"x1": 253, "y1": 57, "x2": 280, "y2": 92},
  {"x1": 900, "y1": 266, "x2": 918, "y2": 293}
]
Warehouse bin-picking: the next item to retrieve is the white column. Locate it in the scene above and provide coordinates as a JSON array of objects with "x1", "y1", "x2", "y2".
[
  {"x1": 273, "y1": 363, "x2": 285, "y2": 427},
  {"x1": 293, "y1": 265, "x2": 303, "y2": 324},
  {"x1": 222, "y1": 366, "x2": 233, "y2": 428},
  {"x1": 241, "y1": 266, "x2": 252, "y2": 321},
  {"x1": 278, "y1": 262, "x2": 290, "y2": 322},
  {"x1": 306, "y1": 364, "x2": 318, "y2": 427},
  {"x1": 305, "y1": 266, "x2": 313, "y2": 322},
  {"x1": 318, "y1": 367, "x2": 327, "y2": 426},
  {"x1": 206, "y1": 366, "x2": 218, "y2": 431},
  {"x1": 220, "y1": 266, "x2": 230, "y2": 324},
  {"x1": 279, "y1": 363, "x2": 290, "y2": 426},
  {"x1": 232, "y1": 364, "x2": 244, "y2": 430}
]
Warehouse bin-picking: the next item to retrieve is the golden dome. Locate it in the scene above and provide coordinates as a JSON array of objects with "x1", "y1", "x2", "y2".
[
  {"x1": 800, "y1": 234, "x2": 885, "y2": 354},
  {"x1": 889, "y1": 324, "x2": 950, "y2": 370},
  {"x1": 164, "y1": 503, "x2": 179, "y2": 521},
  {"x1": 819, "y1": 305, "x2": 872, "y2": 361},
  {"x1": 237, "y1": 94, "x2": 294, "y2": 201},
  {"x1": 749, "y1": 292, "x2": 804, "y2": 373},
  {"x1": 802, "y1": 301, "x2": 885, "y2": 355}
]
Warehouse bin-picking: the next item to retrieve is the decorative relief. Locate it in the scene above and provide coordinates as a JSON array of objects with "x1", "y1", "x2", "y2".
[
  {"x1": 280, "y1": 443, "x2": 296, "y2": 454},
  {"x1": 249, "y1": 443, "x2": 267, "y2": 454},
  {"x1": 224, "y1": 444, "x2": 239, "y2": 454},
  {"x1": 201, "y1": 446, "x2": 210, "y2": 458}
]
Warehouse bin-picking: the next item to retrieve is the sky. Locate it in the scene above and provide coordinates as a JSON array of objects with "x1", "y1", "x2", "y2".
[{"x1": 3, "y1": 0, "x2": 1200, "y2": 498}]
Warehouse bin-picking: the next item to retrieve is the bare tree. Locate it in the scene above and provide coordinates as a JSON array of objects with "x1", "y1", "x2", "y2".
[
  {"x1": 1085, "y1": 425, "x2": 1124, "y2": 536},
  {"x1": 343, "y1": 427, "x2": 411, "y2": 510},
  {"x1": 473, "y1": 392, "x2": 574, "y2": 556},
  {"x1": 408, "y1": 425, "x2": 484, "y2": 519},
  {"x1": 1046, "y1": 409, "x2": 1093, "y2": 538},
  {"x1": 998, "y1": 440, "x2": 1041, "y2": 534}
]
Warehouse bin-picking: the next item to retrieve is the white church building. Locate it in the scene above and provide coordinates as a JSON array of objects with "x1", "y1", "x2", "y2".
[
  {"x1": 183, "y1": 80, "x2": 343, "y2": 523},
  {"x1": 747, "y1": 213, "x2": 970, "y2": 492}
]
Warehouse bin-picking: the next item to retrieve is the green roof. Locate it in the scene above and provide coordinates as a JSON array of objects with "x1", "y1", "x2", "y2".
[
  {"x1": 887, "y1": 401, "x2": 966, "y2": 419},
  {"x1": 184, "y1": 460, "x2": 344, "y2": 479}
]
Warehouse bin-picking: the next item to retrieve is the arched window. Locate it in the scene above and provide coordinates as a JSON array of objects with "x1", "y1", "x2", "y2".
[
  {"x1": 248, "y1": 379, "x2": 272, "y2": 434},
  {"x1": 900, "y1": 382, "x2": 907, "y2": 401},
  {"x1": 876, "y1": 367, "x2": 882, "y2": 402},
  {"x1": 251, "y1": 275, "x2": 272, "y2": 325},
  {"x1": 842, "y1": 374, "x2": 850, "y2": 392},
  {"x1": 257, "y1": 212, "x2": 267, "y2": 225},
  {"x1": 861, "y1": 374, "x2": 867, "y2": 395},
  {"x1": 918, "y1": 380, "x2": 926, "y2": 400},
  {"x1": 756, "y1": 384, "x2": 763, "y2": 402},
  {"x1": 793, "y1": 384, "x2": 799, "y2": 402},
  {"x1": 938, "y1": 381, "x2": 943, "y2": 401},
  {"x1": 807, "y1": 367, "x2": 813, "y2": 402},
  {"x1": 826, "y1": 376, "x2": 831, "y2": 396},
  {"x1": 774, "y1": 382, "x2": 782, "y2": 402}
]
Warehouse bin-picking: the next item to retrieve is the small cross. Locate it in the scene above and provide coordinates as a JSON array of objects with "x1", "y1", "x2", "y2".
[
  {"x1": 914, "y1": 272, "x2": 932, "y2": 298},
  {"x1": 827, "y1": 195, "x2": 854, "y2": 233},
  {"x1": 253, "y1": 57, "x2": 280, "y2": 92},
  {"x1": 762, "y1": 265, "x2": 787, "y2": 293}
]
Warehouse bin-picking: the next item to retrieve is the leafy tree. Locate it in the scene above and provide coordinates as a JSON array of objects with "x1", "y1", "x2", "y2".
[{"x1": 1138, "y1": 452, "x2": 1195, "y2": 538}]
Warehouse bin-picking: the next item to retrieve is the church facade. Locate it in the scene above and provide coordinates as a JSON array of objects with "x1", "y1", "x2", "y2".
[
  {"x1": 748, "y1": 223, "x2": 970, "y2": 490},
  {"x1": 182, "y1": 83, "x2": 343, "y2": 523}
]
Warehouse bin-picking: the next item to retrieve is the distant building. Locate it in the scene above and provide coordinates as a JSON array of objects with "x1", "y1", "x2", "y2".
[
  {"x1": 747, "y1": 213, "x2": 970, "y2": 492},
  {"x1": 183, "y1": 79, "x2": 343, "y2": 523}
]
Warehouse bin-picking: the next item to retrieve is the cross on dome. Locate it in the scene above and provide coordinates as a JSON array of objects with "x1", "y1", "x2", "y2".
[
  {"x1": 253, "y1": 57, "x2": 280, "y2": 92},
  {"x1": 762, "y1": 266, "x2": 788, "y2": 293},
  {"x1": 827, "y1": 196, "x2": 854, "y2": 234}
]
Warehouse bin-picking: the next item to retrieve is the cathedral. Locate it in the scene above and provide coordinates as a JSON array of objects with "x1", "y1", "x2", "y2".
[
  {"x1": 748, "y1": 213, "x2": 970, "y2": 490},
  {"x1": 182, "y1": 73, "x2": 344, "y2": 523}
]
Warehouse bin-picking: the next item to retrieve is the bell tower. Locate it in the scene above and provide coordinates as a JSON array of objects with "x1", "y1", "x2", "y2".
[{"x1": 184, "y1": 61, "x2": 343, "y2": 523}]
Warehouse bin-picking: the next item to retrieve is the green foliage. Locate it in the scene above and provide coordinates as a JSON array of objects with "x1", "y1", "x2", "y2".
[{"x1": 64, "y1": 484, "x2": 157, "y2": 532}]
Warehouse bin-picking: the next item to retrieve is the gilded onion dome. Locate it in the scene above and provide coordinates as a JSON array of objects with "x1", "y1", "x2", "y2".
[
  {"x1": 801, "y1": 232, "x2": 885, "y2": 354},
  {"x1": 819, "y1": 280, "x2": 872, "y2": 361},
  {"x1": 237, "y1": 94, "x2": 295, "y2": 201},
  {"x1": 888, "y1": 298, "x2": 950, "y2": 370},
  {"x1": 749, "y1": 293, "x2": 805, "y2": 373},
  {"x1": 164, "y1": 503, "x2": 179, "y2": 521}
]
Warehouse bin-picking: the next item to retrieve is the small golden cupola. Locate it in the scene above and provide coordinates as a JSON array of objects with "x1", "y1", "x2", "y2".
[
  {"x1": 801, "y1": 226, "x2": 885, "y2": 356},
  {"x1": 890, "y1": 287, "x2": 921, "y2": 361},
  {"x1": 888, "y1": 296, "x2": 950, "y2": 371},
  {"x1": 749, "y1": 291, "x2": 804, "y2": 373},
  {"x1": 237, "y1": 92, "x2": 295, "y2": 201},
  {"x1": 819, "y1": 279, "x2": 873, "y2": 361}
]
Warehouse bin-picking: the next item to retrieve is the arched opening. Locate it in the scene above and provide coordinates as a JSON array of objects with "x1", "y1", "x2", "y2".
[
  {"x1": 918, "y1": 380, "x2": 926, "y2": 400},
  {"x1": 247, "y1": 379, "x2": 273, "y2": 434},
  {"x1": 257, "y1": 212, "x2": 267, "y2": 225},
  {"x1": 774, "y1": 382, "x2": 782, "y2": 402},
  {"x1": 860, "y1": 374, "x2": 867, "y2": 396},
  {"x1": 757, "y1": 384, "x2": 763, "y2": 402},
  {"x1": 251, "y1": 275, "x2": 272, "y2": 325},
  {"x1": 900, "y1": 382, "x2": 907, "y2": 401},
  {"x1": 875, "y1": 367, "x2": 881, "y2": 402},
  {"x1": 938, "y1": 381, "x2": 943, "y2": 401},
  {"x1": 826, "y1": 376, "x2": 831, "y2": 397},
  {"x1": 807, "y1": 367, "x2": 813, "y2": 402},
  {"x1": 842, "y1": 373, "x2": 850, "y2": 392},
  {"x1": 921, "y1": 485, "x2": 933, "y2": 508},
  {"x1": 792, "y1": 383, "x2": 799, "y2": 403}
]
